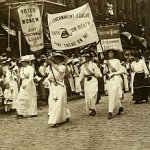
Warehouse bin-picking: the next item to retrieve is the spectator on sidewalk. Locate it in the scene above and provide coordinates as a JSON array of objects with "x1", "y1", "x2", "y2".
[{"x1": 4, "y1": 83, "x2": 12, "y2": 114}]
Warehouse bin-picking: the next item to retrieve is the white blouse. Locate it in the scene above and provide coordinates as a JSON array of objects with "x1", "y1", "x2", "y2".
[
  {"x1": 79, "y1": 61, "x2": 102, "y2": 81},
  {"x1": 131, "y1": 59, "x2": 149, "y2": 74},
  {"x1": 48, "y1": 64, "x2": 66, "y2": 82}
]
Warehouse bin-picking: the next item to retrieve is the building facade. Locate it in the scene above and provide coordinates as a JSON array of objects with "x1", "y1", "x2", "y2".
[{"x1": 0, "y1": 0, "x2": 148, "y2": 55}]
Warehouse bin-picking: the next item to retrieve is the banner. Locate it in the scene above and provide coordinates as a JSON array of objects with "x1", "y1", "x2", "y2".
[
  {"x1": 18, "y1": 4, "x2": 44, "y2": 51},
  {"x1": 47, "y1": 3, "x2": 99, "y2": 50},
  {"x1": 97, "y1": 25, "x2": 123, "y2": 51}
]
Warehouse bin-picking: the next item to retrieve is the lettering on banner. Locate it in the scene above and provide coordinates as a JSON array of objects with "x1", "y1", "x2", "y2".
[
  {"x1": 48, "y1": 3, "x2": 99, "y2": 50},
  {"x1": 18, "y1": 4, "x2": 44, "y2": 51}
]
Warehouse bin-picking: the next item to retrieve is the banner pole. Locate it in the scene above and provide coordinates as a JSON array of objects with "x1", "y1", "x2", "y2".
[{"x1": 18, "y1": 30, "x2": 22, "y2": 57}]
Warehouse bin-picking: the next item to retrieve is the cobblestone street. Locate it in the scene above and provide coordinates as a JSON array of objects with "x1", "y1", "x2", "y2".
[{"x1": 0, "y1": 93, "x2": 150, "y2": 150}]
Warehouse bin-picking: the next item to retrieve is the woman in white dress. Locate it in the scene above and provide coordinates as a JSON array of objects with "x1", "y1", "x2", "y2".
[
  {"x1": 16, "y1": 55, "x2": 37, "y2": 118},
  {"x1": 104, "y1": 49, "x2": 127, "y2": 119},
  {"x1": 46, "y1": 51, "x2": 71, "y2": 127},
  {"x1": 79, "y1": 52, "x2": 102, "y2": 116}
]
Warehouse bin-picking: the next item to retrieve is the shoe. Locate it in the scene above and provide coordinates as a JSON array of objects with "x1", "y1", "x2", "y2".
[
  {"x1": 134, "y1": 101, "x2": 140, "y2": 104},
  {"x1": 15, "y1": 115, "x2": 23, "y2": 119},
  {"x1": 89, "y1": 110, "x2": 96, "y2": 116},
  {"x1": 51, "y1": 124, "x2": 59, "y2": 128},
  {"x1": 108, "y1": 112, "x2": 113, "y2": 119},
  {"x1": 30, "y1": 115, "x2": 37, "y2": 117},
  {"x1": 117, "y1": 107, "x2": 124, "y2": 115},
  {"x1": 66, "y1": 118, "x2": 70, "y2": 123}
]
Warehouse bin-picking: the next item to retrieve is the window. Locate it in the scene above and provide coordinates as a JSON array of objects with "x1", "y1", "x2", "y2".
[{"x1": 140, "y1": 0, "x2": 145, "y2": 10}]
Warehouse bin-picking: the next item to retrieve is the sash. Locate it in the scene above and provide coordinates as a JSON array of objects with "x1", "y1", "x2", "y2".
[
  {"x1": 84, "y1": 63, "x2": 95, "y2": 76},
  {"x1": 106, "y1": 60, "x2": 117, "y2": 73}
]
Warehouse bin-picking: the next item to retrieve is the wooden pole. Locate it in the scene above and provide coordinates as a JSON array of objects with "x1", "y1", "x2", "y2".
[{"x1": 18, "y1": 30, "x2": 22, "y2": 57}]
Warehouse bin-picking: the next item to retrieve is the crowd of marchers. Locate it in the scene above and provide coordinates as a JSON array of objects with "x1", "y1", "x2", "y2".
[{"x1": 0, "y1": 47, "x2": 149, "y2": 128}]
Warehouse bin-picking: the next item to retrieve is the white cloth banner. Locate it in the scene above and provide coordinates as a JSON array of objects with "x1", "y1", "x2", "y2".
[
  {"x1": 18, "y1": 4, "x2": 44, "y2": 51},
  {"x1": 48, "y1": 3, "x2": 99, "y2": 50}
]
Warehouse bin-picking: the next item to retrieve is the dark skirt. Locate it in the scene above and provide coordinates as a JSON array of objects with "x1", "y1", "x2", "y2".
[{"x1": 133, "y1": 73, "x2": 149, "y2": 102}]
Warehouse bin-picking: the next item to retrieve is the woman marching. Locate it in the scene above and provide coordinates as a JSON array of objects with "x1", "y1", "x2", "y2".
[
  {"x1": 131, "y1": 51, "x2": 149, "y2": 104},
  {"x1": 37, "y1": 55, "x2": 49, "y2": 101},
  {"x1": 46, "y1": 51, "x2": 71, "y2": 128},
  {"x1": 104, "y1": 49, "x2": 128, "y2": 119},
  {"x1": 16, "y1": 55, "x2": 37, "y2": 118},
  {"x1": 79, "y1": 51, "x2": 102, "y2": 116}
]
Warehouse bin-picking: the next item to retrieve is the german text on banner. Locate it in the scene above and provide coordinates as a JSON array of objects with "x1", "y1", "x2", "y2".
[
  {"x1": 97, "y1": 25, "x2": 123, "y2": 52},
  {"x1": 18, "y1": 4, "x2": 44, "y2": 51},
  {"x1": 47, "y1": 3, "x2": 99, "y2": 50}
]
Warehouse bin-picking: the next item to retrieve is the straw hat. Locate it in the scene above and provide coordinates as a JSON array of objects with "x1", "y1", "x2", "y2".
[
  {"x1": 72, "y1": 58, "x2": 79, "y2": 64},
  {"x1": 29, "y1": 54, "x2": 36, "y2": 61},
  {"x1": 20, "y1": 55, "x2": 30, "y2": 62},
  {"x1": 66, "y1": 58, "x2": 73, "y2": 64},
  {"x1": 103, "y1": 48, "x2": 123, "y2": 60},
  {"x1": 49, "y1": 51, "x2": 68, "y2": 63}
]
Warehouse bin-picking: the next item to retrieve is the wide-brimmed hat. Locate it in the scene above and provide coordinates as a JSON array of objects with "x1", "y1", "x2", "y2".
[
  {"x1": 20, "y1": 55, "x2": 30, "y2": 62},
  {"x1": 6, "y1": 58, "x2": 11, "y2": 62},
  {"x1": 29, "y1": 54, "x2": 36, "y2": 61},
  {"x1": 66, "y1": 58, "x2": 73, "y2": 64},
  {"x1": 72, "y1": 58, "x2": 79, "y2": 64},
  {"x1": 82, "y1": 51, "x2": 95, "y2": 57},
  {"x1": 37, "y1": 55, "x2": 47, "y2": 61},
  {"x1": 103, "y1": 48, "x2": 124, "y2": 60},
  {"x1": 49, "y1": 51, "x2": 68, "y2": 63}
]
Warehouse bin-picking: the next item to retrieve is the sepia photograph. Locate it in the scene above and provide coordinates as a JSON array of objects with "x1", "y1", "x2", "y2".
[{"x1": 0, "y1": 0, "x2": 150, "y2": 150}]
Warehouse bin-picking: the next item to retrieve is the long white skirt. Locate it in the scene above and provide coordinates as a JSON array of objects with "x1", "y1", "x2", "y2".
[
  {"x1": 84, "y1": 77, "x2": 98, "y2": 111},
  {"x1": 10, "y1": 80, "x2": 19, "y2": 109},
  {"x1": 16, "y1": 79, "x2": 37, "y2": 116},
  {"x1": 48, "y1": 83, "x2": 71, "y2": 125},
  {"x1": 107, "y1": 75, "x2": 123, "y2": 113},
  {"x1": 74, "y1": 76, "x2": 82, "y2": 93}
]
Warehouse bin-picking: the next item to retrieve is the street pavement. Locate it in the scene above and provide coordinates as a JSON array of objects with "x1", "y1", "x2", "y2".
[{"x1": 0, "y1": 92, "x2": 150, "y2": 150}]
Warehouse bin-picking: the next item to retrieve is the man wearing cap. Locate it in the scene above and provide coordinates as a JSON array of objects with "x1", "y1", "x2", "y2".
[{"x1": 79, "y1": 52, "x2": 102, "y2": 116}]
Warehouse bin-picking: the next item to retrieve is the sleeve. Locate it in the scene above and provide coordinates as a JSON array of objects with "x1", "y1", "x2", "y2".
[
  {"x1": 58, "y1": 65, "x2": 66, "y2": 73},
  {"x1": 79, "y1": 65, "x2": 84, "y2": 82},
  {"x1": 93, "y1": 63, "x2": 102, "y2": 77},
  {"x1": 142, "y1": 60, "x2": 149, "y2": 75},
  {"x1": 25, "y1": 67, "x2": 34, "y2": 85},
  {"x1": 131, "y1": 62, "x2": 135, "y2": 72},
  {"x1": 39, "y1": 66, "x2": 45, "y2": 76}
]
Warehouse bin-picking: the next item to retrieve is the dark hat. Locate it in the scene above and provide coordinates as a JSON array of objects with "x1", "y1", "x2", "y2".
[
  {"x1": 82, "y1": 51, "x2": 95, "y2": 57},
  {"x1": 132, "y1": 51, "x2": 142, "y2": 59},
  {"x1": 49, "y1": 51, "x2": 68, "y2": 63},
  {"x1": 103, "y1": 48, "x2": 124, "y2": 60}
]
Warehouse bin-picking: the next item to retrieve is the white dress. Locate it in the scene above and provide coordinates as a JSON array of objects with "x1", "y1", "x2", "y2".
[
  {"x1": 73, "y1": 64, "x2": 82, "y2": 93},
  {"x1": 10, "y1": 66, "x2": 19, "y2": 109},
  {"x1": 79, "y1": 61, "x2": 102, "y2": 111},
  {"x1": 48, "y1": 64, "x2": 71, "y2": 125},
  {"x1": 16, "y1": 65, "x2": 37, "y2": 116},
  {"x1": 106, "y1": 59, "x2": 124, "y2": 113}
]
